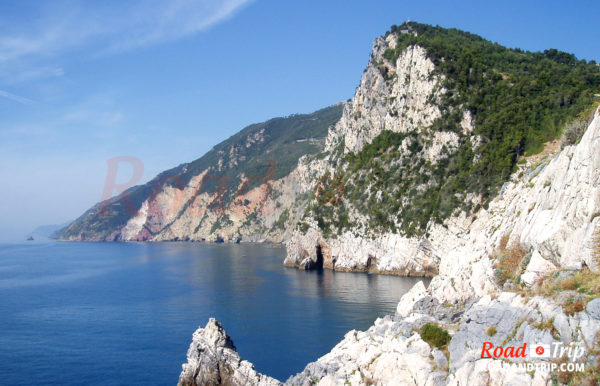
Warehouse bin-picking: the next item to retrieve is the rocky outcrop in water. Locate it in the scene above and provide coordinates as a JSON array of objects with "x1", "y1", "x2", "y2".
[{"x1": 178, "y1": 318, "x2": 281, "y2": 386}]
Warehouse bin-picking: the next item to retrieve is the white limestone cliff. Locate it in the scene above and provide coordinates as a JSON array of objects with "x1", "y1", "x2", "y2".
[
  {"x1": 427, "y1": 106, "x2": 600, "y2": 303},
  {"x1": 285, "y1": 31, "x2": 599, "y2": 281},
  {"x1": 324, "y1": 41, "x2": 447, "y2": 156},
  {"x1": 284, "y1": 33, "x2": 472, "y2": 276}
]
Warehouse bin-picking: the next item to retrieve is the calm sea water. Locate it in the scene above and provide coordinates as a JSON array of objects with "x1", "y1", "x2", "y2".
[{"x1": 0, "y1": 241, "x2": 428, "y2": 385}]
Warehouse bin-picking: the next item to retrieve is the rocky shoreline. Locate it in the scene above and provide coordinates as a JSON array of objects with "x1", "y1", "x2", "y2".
[{"x1": 178, "y1": 288, "x2": 600, "y2": 385}]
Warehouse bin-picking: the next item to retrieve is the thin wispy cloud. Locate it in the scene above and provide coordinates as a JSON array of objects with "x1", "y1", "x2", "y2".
[
  {"x1": 62, "y1": 93, "x2": 124, "y2": 127},
  {"x1": 0, "y1": 0, "x2": 251, "y2": 84},
  {"x1": 8, "y1": 67, "x2": 65, "y2": 84},
  {"x1": 64, "y1": 110, "x2": 123, "y2": 127},
  {"x1": 0, "y1": 0, "x2": 252, "y2": 64},
  {"x1": 0, "y1": 89, "x2": 33, "y2": 104}
]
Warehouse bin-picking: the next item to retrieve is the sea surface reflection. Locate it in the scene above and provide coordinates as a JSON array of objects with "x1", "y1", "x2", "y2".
[{"x1": 0, "y1": 242, "x2": 429, "y2": 384}]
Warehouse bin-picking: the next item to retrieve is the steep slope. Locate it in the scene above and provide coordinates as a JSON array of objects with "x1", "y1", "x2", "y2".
[
  {"x1": 58, "y1": 104, "x2": 343, "y2": 242},
  {"x1": 284, "y1": 22, "x2": 600, "y2": 276}
]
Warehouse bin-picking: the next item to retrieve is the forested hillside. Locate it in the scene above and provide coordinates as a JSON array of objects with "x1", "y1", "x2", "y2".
[{"x1": 303, "y1": 22, "x2": 600, "y2": 238}]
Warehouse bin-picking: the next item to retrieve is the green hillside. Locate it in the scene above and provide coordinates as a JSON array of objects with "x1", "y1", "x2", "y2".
[{"x1": 58, "y1": 104, "x2": 343, "y2": 240}]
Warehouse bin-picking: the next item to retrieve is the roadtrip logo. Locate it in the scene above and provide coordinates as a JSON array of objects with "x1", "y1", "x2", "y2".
[
  {"x1": 480, "y1": 341, "x2": 586, "y2": 372},
  {"x1": 480, "y1": 341, "x2": 584, "y2": 361}
]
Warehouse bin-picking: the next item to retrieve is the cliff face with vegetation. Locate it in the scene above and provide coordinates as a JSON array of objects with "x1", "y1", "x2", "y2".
[
  {"x1": 284, "y1": 22, "x2": 600, "y2": 276},
  {"x1": 259, "y1": 23, "x2": 599, "y2": 384},
  {"x1": 52, "y1": 20, "x2": 600, "y2": 384},
  {"x1": 57, "y1": 105, "x2": 343, "y2": 242}
]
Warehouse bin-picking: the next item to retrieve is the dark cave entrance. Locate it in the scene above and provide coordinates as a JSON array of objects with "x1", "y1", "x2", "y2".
[{"x1": 315, "y1": 244, "x2": 324, "y2": 269}]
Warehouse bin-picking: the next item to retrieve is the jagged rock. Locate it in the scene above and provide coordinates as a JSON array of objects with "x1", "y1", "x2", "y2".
[
  {"x1": 521, "y1": 250, "x2": 557, "y2": 286},
  {"x1": 447, "y1": 359, "x2": 539, "y2": 386},
  {"x1": 396, "y1": 280, "x2": 428, "y2": 317},
  {"x1": 286, "y1": 317, "x2": 437, "y2": 386},
  {"x1": 178, "y1": 318, "x2": 281, "y2": 386},
  {"x1": 324, "y1": 44, "x2": 446, "y2": 156}
]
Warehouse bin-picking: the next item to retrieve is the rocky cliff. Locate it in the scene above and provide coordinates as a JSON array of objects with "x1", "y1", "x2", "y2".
[
  {"x1": 57, "y1": 105, "x2": 343, "y2": 242},
  {"x1": 283, "y1": 105, "x2": 600, "y2": 385},
  {"x1": 283, "y1": 36, "x2": 461, "y2": 275},
  {"x1": 283, "y1": 22, "x2": 600, "y2": 277}
]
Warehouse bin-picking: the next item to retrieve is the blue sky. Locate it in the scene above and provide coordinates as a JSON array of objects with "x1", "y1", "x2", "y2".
[{"x1": 0, "y1": 0, "x2": 599, "y2": 241}]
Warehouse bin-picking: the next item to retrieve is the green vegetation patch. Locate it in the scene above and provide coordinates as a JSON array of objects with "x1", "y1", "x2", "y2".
[
  {"x1": 270, "y1": 209, "x2": 290, "y2": 231},
  {"x1": 420, "y1": 323, "x2": 451, "y2": 348}
]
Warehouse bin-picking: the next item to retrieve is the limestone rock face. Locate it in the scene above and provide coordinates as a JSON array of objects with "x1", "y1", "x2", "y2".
[
  {"x1": 285, "y1": 229, "x2": 441, "y2": 276},
  {"x1": 428, "y1": 106, "x2": 600, "y2": 303},
  {"x1": 284, "y1": 33, "x2": 460, "y2": 276},
  {"x1": 324, "y1": 43, "x2": 446, "y2": 156},
  {"x1": 286, "y1": 316, "x2": 439, "y2": 386},
  {"x1": 284, "y1": 289, "x2": 600, "y2": 385},
  {"x1": 178, "y1": 318, "x2": 281, "y2": 386},
  {"x1": 396, "y1": 280, "x2": 428, "y2": 318},
  {"x1": 125, "y1": 169, "x2": 306, "y2": 243},
  {"x1": 521, "y1": 250, "x2": 557, "y2": 287}
]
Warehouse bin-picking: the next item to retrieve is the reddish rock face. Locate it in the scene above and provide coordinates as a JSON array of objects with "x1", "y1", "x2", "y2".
[{"x1": 320, "y1": 241, "x2": 335, "y2": 269}]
